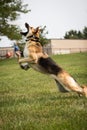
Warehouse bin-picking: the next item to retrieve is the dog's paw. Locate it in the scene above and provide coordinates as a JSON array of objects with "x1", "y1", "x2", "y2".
[
  {"x1": 20, "y1": 63, "x2": 30, "y2": 71},
  {"x1": 82, "y1": 85, "x2": 87, "y2": 97}
]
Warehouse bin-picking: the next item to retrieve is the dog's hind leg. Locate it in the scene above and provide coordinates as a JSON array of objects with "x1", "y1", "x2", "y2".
[
  {"x1": 56, "y1": 71, "x2": 87, "y2": 97},
  {"x1": 54, "y1": 79, "x2": 70, "y2": 92}
]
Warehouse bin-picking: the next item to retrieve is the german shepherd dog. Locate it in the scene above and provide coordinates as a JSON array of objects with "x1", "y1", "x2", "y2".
[{"x1": 19, "y1": 23, "x2": 87, "y2": 97}]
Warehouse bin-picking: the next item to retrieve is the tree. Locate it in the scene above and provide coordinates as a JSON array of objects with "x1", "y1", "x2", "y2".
[
  {"x1": 83, "y1": 27, "x2": 87, "y2": 39},
  {"x1": 64, "y1": 27, "x2": 87, "y2": 39},
  {"x1": 77, "y1": 31, "x2": 83, "y2": 39},
  {"x1": 0, "y1": 0, "x2": 30, "y2": 40},
  {"x1": 39, "y1": 25, "x2": 49, "y2": 46},
  {"x1": 64, "y1": 30, "x2": 78, "y2": 39}
]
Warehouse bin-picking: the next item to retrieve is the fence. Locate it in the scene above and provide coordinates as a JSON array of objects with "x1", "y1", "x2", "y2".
[
  {"x1": 0, "y1": 47, "x2": 14, "y2": 59},
  {"x1": 43, "y1": 47, "x2": 87, "y2": 55}
]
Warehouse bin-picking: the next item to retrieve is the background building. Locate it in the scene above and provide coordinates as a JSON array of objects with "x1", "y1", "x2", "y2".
[{"x1": 43, "y1": 39, "x2": 87, "y2": 55}]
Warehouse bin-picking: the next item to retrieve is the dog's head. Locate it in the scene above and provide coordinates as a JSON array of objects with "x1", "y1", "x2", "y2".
[{"x1": 20, "y1": 23, "x2": 40, "y2": 39}]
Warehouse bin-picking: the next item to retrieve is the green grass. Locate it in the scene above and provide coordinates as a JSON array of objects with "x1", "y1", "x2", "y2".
[{"x1": 0, "y1": 53, "x2": 87, "y2": 130}]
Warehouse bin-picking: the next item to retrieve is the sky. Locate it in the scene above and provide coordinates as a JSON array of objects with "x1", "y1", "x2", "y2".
[{"x1": 0, "y1": 0, "x2": 87, "y2": 47}]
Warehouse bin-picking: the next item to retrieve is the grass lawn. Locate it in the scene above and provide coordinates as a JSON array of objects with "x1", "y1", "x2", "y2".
[{"x1": 0, "y1": 52, "x2": 87, "y2": 130}]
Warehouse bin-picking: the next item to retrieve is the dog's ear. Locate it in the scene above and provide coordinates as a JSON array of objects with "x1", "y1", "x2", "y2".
[
  {"x1": 34, "y1": 27, "x2": 40, "y2": 38},
  {"x1": 20, "y1": 31, "x2": 28, "y2": 36},
  {"x1": 36, "y1": 27, "x2": 43, "y2": 34},
  {"x1": 20, "y1": 23, "x2": 29, "y2": 36},
  {"x1": 35, "y1": 27, "x2": 40, "y2": 33},
  {"x1": 25, "y1": 23, "x2": 29, "y2": 31}
]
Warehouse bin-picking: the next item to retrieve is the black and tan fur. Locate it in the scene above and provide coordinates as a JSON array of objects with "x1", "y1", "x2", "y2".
[{"x1": 19, "y1": 23, "x2": 87, "y2": 97}]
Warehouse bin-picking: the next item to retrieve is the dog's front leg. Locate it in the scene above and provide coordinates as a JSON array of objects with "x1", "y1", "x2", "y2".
[
  {"x1": 19, "y1": 56, "x2": 37, "y2": 64},
  {"x1": 19, "y1": 57, "x2": 36, "y2": 70},
  {"x1": 19, "y1": 57, "x2": 31, "y2": 63}
]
